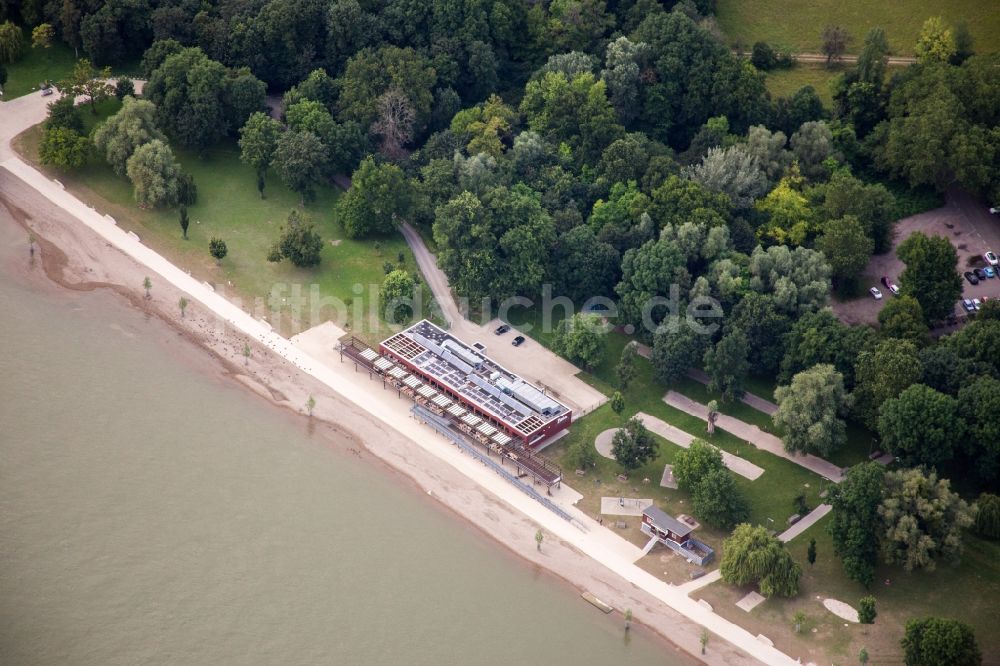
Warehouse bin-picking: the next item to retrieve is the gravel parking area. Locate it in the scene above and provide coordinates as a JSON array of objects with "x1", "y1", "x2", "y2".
[{"x1": 831, "y1": 189, "x2": 1000, "y2": 327}]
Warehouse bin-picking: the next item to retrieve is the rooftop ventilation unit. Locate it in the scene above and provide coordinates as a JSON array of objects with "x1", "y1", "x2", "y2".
[{"x1": 441, "y1": 338, "x2": 482, "y2": 368}]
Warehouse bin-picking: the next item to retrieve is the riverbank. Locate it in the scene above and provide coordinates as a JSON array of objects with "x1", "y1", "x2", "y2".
[{"x1": 0, "y1": 171, "x2": 740, "y2": 664}]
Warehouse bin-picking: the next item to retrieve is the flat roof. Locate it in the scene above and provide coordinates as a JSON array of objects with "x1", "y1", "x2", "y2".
[
  {"x1": 643, "y1": 506, "x2": 694, "y2": 537},
  {"x1": 381, "y1": 320, "x2": 570, "y2": 438}
]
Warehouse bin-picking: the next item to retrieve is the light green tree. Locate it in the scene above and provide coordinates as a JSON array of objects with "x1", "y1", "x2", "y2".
[
  {"x1": 93, "y1": 97, "x2": 166, "y2": 175},
  {"x1": 60, "y1": 58, "x2": 113, "y2": 115},
  {"x1": 553, "y1": 313, "x2": 606, "y2": 370},
  {"x1": 379, "y1": 269, "x2": 415, "y2": 322},
  {"x1": 0, "y1": 21, "x2": 23, "y2": 65},
  {"x1": 720, "y1": 523, "x2": 801, "y2": 597},
  {"x1": 39, "y1": 126, "x2": 89, "y2": 169},
  {"x1": 142, "y1": 276, "x2": 152, "y2": 299},
  {"x1": 773, "y1": 364, "x2": 852, "y2": 457},
  {"x1": 125, "y1": 140, "x2": 182, "y2": 208},
  {"x1": 878, "y1": 468, "x2": 973, "y2": 571},
  {"x1": 179, "y1": 296, "x2": 188, "y2": 318},
  {"x1": 31, "y1": 23, "x2": 55, "y2": 49},
  {"x1": 915, "y1": 17, "x2": 956, "y2": 64}
]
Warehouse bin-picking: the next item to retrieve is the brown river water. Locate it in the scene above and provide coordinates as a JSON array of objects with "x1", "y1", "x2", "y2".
[{"x1": 0, "y1": 215, "x2": 687, "y2": 665}]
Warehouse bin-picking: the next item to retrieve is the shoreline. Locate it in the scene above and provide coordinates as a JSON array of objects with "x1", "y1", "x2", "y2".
[{"x1": 0, "y1": 176, "x2": 720, "y2": 665}]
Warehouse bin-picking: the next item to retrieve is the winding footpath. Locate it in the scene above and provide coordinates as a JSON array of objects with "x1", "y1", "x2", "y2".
[{"x1": 0, "y1": 90, "x2": 803, "y2": 666}]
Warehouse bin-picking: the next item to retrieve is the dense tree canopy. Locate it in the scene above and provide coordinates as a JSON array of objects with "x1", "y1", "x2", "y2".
[
  {"x1": 829, "y1": 462, "x2": 885, "y2": 587},
  {"x1": 902, "y1": 617, "x2": 981, "y2": 666},
  {"x1": 553, "y1": 313, "x2": 606, "y2": 369},
  {"x1": 897, "y1": 232, "x2": 962, "y2": 323},
  {"x1": 878, "y1": 384, "x2": 960, "y2": 468}
]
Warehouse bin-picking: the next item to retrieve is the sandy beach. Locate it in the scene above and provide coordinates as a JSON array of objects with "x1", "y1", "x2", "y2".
[{"x1": 0, "y1": 169, "x2": 762, "y2": 665}]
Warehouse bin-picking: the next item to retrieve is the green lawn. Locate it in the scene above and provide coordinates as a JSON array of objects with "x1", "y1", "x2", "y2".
[
  {"x1": 699, "y1": 519, "x2": 1000, "y2": 662},
  {"x1": 717, "y1": 0, "x2": 1000, "y2": 55},
  {"x1": 542, "y1": 332, "x2": 831, "y2": 573},
  {"x1": 1, "y1": 30, "x2": 78, "y2": 99},
  {"x1": 16, "y1": 102, "x2": 435, "y2": 344},
  {"x1": 765, "y1": 64, "x2": 843, "y2": 106}
]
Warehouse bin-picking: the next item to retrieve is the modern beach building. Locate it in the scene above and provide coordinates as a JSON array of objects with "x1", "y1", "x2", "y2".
[
  {"x1": 379, "y1": 320, "x2": 573, "y2": 449},
  {"x1": 640, "y1": 506, "x2": 715, "y2": 565}
]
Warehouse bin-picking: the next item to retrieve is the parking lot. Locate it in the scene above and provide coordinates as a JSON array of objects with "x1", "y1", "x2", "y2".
[{"x1": 831, "y1": 188, "x2": 1000, "y2": 327}]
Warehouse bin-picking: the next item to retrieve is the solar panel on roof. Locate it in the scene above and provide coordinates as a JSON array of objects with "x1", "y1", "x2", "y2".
[
  {"x1": 447, "y1": 404, "x2": 467, "y2": 417},
  {"x1": 403, "y1": 376, "x2": 422, "y2": 389},
  {"x1": 477, "y1": 423, "x2": 497, "y2": 436},
  {"x1": 374, "y1": 357, "x2": 394, "y2": 371},
  {"x1": 432, "y1": 394, "x2": 451, "y2": 408},
  {"x1": 360, "y1": 348, "x2": 379, "y2": 361},
  {"x1": 388, "y1": 366, "x2": 407, "y2": 379},
  {"x1": 461, "y1": 413, "x2": 482, "y2": 427},
  {"x1": 418, "y1": 385, "x2": 437, "y2": 399}
]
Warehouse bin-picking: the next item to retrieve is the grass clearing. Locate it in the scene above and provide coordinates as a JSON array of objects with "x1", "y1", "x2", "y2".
[
  {"x1": 542, "y1": 332, "x2": 831, "y2": 585},
  {"x1": 699, "y1": 520, "x2": 1000, "y2": 663},
  {"x1": 15, "y1": 101, "x2": 435, "y2": 344},
  {"x1": 764, "y1": 64, "x2": 843, "y2": 106},
  {"x1": 717, "y1": 0, "x2": 1000, "y2": 56},
  {"x1": 1, "y1": 31, "x2": 78, "y2": 99}
]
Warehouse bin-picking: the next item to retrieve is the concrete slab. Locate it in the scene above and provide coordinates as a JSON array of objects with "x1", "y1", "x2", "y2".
[
  {"x1": 635, "y1": 412, "x2": 764, "y2": 481},
  {"x1": 663, "y1": 391, "x2": 845, "y2": 482},
  {"x1": 660, "y1": 464, "x2": 678, "y2": 489},
  {"x1": 601, "y1": 497, "x2": 653, "y2": 517},
  {"x1": 595, "y1": 428, "x2": 618, "y2": 459},
  {"x1": 823, "y1": 599, "x2": 859, "y2": 623},
  {"x1": 777, "y1": 504, "x2": 832, "y2": 543},
  {"x1": 736, "y1": 591, "x2": 767, "y2": 612}
]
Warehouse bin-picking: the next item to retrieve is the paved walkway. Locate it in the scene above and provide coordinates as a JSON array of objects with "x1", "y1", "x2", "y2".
[
  {"x1": 777, "y1": 504, "x2": 831, "y2": 543},
  {"x1": 399, "y1": 221, "x2": 458, "y2": 325},
  {"x1": 664, "y1": 391, "x2": 845, "y2": 482},
  {"x1": 0, "y1": 98, "x2": 801, "y2": 666},
  {"x1": 631, "y1": 344, "x2": 778, "y2": 416},
  {"x1": 686, "y1": 369, "x2": 779, "y2": 416},
  {"x1": 635, "y1": 412, "x2": 764, "y2": 481}
]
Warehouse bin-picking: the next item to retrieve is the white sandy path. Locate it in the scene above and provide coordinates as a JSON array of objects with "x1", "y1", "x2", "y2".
[
  {"x1": 663, "y1": 391, "x2": 846, "y2": 482},
  {"x1": 0, "y1": 158, "x2": 805, "y2": 666},
  {"x1": 634, "y1": 412, "x2": 764, "y2": 481}
]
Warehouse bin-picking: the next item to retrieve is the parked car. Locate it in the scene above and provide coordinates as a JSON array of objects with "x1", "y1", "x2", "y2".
[
  {"x1": 512, "y1": 335, "x2": 525, "y2": 347},
  {"x1": 869, "y1": 287, "x2": 883, "y2": 300},
  {"x1": 881, "y1": 275, "x2": 891, "y2": 288},
  {"x1": 963, "y1": 299, "x2": 976, "y2": 312},
  {"x1": 985, "y1": 251, "x2": 999, "y2": 266},
  {"x1": 985, "y1": 266, "x2": 996, "y2": 279},
  {"x1": 494, "y1": 324, "x2": 510, "y2": 335},
  {"x1": 888, "y1": 282, "x2": 900, "y2": 295},
  {"x1": 40, "y1": 86, "x2": 53, "y2": 96},
  {"x1": 965, "y1": 271, "x2": 980, "y2": 285},
  {"x1": 973, "y1": 298, "x2": 982, "y2": 310},
  {"x1": 974, "y1": 268, "x2": 987, "y2": 280}
]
